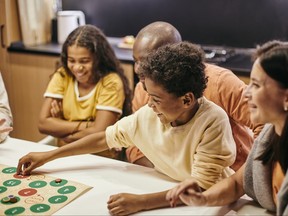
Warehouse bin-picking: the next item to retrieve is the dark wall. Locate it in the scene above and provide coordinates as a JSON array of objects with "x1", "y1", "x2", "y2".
[{"x1": 62, "y1": 0, "x2": 288, "y2": 48}]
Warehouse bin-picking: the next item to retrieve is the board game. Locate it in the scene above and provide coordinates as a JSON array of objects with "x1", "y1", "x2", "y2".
[{"x1": 0, "y1": 164, "x2": 92, "y2": 215}]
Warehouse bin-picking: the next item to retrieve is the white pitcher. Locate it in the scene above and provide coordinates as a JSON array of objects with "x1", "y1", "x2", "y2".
[{"x1": 57, "y1": 10, "x2": 86, "y2": 44}]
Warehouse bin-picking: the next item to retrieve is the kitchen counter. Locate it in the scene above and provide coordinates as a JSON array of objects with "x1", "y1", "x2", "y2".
[
  {"x1": 7, "y1": 37, "x2": 133, "y2": 63},
  {"x1": 7, "y1": 37, "x2": 254, "y2": 76}
]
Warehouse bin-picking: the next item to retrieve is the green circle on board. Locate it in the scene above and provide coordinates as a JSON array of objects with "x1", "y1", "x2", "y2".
[
  {"x1": 2, "y1": 196, "x2": 10, "y2": 203},
  {"x1": 50, "y1": 179, "x2": 68, "y2": 187},
  {"x1": 48, "y1": 195, "x2": 68, "y2": 204},
  {"x1": 30, "y1": 204, "x2": 50, "y2": 213},
  {"x1": 1, "y1": 196, "x2": 20, "y2": 205},
  {"x1": 2, "y1": 167, "x2": 17, "y2": 174},
  {"x1": 0, "y1": 186, "x2": 7, "y2": 193},
  {"x1": 4, "y1": 206, "x2": 25, "y2": 215},
  {"x1": 29, "y1": 180, "x2": 47, "y2": 188},
  {"x1": 3, "y1": 179, "x2": 21, "y2": 187},
  {"x1": 58, "y1": 186, "x2": 76, "y2": 194}
]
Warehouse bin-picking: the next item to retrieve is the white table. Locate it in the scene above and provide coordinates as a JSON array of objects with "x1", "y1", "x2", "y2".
[{"x1": 0, "y1": 137, "x2": 273, "y2": 215}]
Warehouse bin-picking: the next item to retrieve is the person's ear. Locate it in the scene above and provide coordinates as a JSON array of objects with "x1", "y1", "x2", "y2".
[
  {"x1": 183, "y1": 98, "x2": 189, "y2": 104},
  {"x1": 283, "y1": 89, "x2": 288, "y2": 111},
  {"x1": 182, "y1": 93, "x2": 195, "y2": 106}
]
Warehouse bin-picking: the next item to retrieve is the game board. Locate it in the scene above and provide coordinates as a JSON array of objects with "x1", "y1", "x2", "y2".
[{"x1": 0, "y1": 164, "x2": 92, "y2": 215}]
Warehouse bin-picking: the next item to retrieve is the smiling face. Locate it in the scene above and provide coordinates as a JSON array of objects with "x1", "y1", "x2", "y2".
[
  {"x1": 145, "y1": 78, "x2": 196, "y2": 126},
  {"x1": 245, "y1": 58, "x2": 287, "y2": 132},
  {"x1": 67, "y1": 45, "x2": 94, "y2": 85}
]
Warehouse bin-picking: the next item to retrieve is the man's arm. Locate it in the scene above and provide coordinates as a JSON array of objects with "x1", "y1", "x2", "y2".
[{"x1": 215, "y1": 67, "x2": 263, "y2": 136}]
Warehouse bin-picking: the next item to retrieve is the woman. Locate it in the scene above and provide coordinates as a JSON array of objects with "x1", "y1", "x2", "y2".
[
  {"x1": 38, "y1": 24, "x2": 132, "y2": 159},
  {"x1": 166, "y1": 40, "x2": 288, "y2": 215}
]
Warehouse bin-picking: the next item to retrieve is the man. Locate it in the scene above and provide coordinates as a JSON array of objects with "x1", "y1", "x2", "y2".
[
  {"x1": 127, "y1": 21, "x2": 263, "y2": 171},
  {"x1": 0, "y1": 72, "x2": 13, "y2": 142},
  {"x1": 18, "y1": 42, "x2": 236, "y2": 215}
]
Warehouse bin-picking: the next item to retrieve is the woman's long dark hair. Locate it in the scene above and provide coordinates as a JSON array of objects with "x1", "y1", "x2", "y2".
[
  {"x1": 254, "y1": 40, "x2": 288, "y2": 173},
  {"x1": 60, "y1": 24, "x2": 132, "y2": 117}
]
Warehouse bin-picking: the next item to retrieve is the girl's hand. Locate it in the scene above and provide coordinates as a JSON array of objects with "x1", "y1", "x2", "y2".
[{"x1": 50, "y1": 99, "x2": 63, "y2": 118}]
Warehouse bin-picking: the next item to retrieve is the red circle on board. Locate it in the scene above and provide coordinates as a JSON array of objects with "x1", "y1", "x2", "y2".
[
  {"x1": 18, "y1": 188, "x2": 37, "y2": 196},
  {"x1": 13, "y1": 174, "x2": 29, "y2": 179}
]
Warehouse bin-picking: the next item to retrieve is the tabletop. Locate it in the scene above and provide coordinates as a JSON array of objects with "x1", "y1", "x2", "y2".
[{"x1": 0, "y1": 137, "x2": 273, "y2": 215}]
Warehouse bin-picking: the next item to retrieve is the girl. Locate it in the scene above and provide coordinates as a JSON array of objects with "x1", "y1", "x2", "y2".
[{"x1": 38, "y1": 25, "x2": 132, "y2": 159}]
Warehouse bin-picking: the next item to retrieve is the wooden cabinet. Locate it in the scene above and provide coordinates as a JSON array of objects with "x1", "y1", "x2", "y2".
[
  {"x1": 1, "y1": 0, "x2": 54, "y2": 142},
  {"x1": 0, "y1": 0, "x2": 20, "y2": 91},
  {"x1": 8, "y1": 53, "x2": 60, "y2": 141}
]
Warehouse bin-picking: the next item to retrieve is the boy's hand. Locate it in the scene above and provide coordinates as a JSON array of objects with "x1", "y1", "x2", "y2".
[
  {"x1": 107, "y1": 193, "x2": 144, "y2": 215},
  {"x1": 17, "y1": 152, "x2": 51, "y2": 176}
]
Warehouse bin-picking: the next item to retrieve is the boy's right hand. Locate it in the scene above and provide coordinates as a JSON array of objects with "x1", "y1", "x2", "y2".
[{"x1": 17, "y1": 152, "x2": 50, "y2": 176}]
